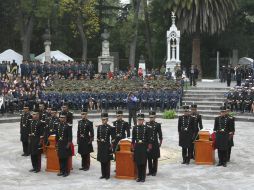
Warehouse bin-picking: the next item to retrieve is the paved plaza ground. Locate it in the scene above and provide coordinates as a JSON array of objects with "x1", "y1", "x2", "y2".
[{"x1": 0, "y1": 118, "x2": 253, "y2": 190}]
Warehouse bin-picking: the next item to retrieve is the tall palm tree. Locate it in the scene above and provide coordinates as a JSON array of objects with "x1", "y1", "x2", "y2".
[{"x1": 167, "y1": 0, "x2": 237, "y2": 78}]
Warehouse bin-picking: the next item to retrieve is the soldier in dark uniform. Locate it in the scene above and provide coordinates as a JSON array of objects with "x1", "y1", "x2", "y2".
[
  {"x1": 20, "y1": 104, "x2": 32, "y2": 156},
  {"x1": 44, "y1": 107, "x2": 59, "y2": 146},
  {"x1": 60, "y1": 103, "x2": 73, "y2": 127},
  {"x1": 132, "y1": 113, "x2": 151, "y2": 182},
  {"x1": 190, "y1": 104, "x2": 203, "y2": 159},
  {"x1": 226, "y1": 106, "x2": 235, "y2": 162},
  {"x1": 213, "y1": 106, "x2": 234, "y2": 167},
  {"x1": 97, "y1": 113, "x2": 115, "y2": 180},
  {"x1": 112, "y1": 110, "x2": 130, "y2": 152},
  {"x1": 77, "y1": 108, "x2": 94, "y2": 171},
  {"x1": 38, "y1": 102, "x2": 47, "y2": 149},
  {"x1": 28, "y1": 108, "x2": 43, "y2": 173},
  {"x1": 178, "y1": 105, "x2": 195, "y2": 165},
  {"x1": 146, "y1": 111, "x2": 162, "y2": 176},
  {"x1": 56, "y1": 113, "x2": 73, "y2": 177}
]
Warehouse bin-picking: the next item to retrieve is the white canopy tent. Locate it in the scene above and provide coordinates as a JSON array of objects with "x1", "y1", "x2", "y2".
[
  {"x1": 238, "y1": 57, "x2": 253, "y2": 65},
  {"x1": 0, "y1": 49, "x2": 23, "y2": 73},
  {"x1": 35, "y1": 50, "x2": 73, "y2": 63}
]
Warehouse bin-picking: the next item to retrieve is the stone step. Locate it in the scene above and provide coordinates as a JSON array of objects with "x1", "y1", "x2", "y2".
[
  {"x1": 184, "y1": 90, "x2": 227, "y2": 94},
  {"x1": 189, "y1": 87, "x2": 230, "y2": 91},
  {"x1": 178, "y1": 110, "x2": 221, "y2": 115},
  {"x1": 183, "y1": 94, "x2": 226, "y2": 98},
  {"x1": 183, "y1": 101, "x2": 223, "y2": 106},
  {"x1": 182, "y1": 97, "x2": 226, "y2": 101},
  {"x1": 176, "y1": 113, "x2": 254, "y2": 122},
  {"x1": 184, "y1": 106, "x2": 220, "y2": 110}
]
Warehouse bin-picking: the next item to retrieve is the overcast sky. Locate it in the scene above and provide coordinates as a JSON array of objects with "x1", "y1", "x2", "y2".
[{"x1": 120, "y1": 0, "x2": 130, "y2": 4}]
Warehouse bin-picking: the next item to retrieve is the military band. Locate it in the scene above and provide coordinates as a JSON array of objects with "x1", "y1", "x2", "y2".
[{"x1": 20, "y1": 103, "x2": 236, "y2": 180}]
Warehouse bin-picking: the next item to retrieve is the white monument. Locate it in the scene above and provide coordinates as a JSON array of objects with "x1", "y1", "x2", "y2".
[
  {"x1": 43, "y1": 29, "x2": 51, "y2": 63},
  {"x1": 98, "y1": 29, "x2": 114, "y2": 73},
  {"x1": 166, "y1": 12, "x2": 181, "y2": 78}
]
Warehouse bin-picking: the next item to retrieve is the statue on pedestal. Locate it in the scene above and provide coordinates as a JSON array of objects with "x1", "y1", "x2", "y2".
[{"x1": 98, "y1": 29, "x2": 114, "y2": 74}]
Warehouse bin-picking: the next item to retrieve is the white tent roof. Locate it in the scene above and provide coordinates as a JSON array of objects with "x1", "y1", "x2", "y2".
[
  {"x1": 0, "y1": 49, "x2": 23, "y2": 65},
  {"x1": 35, "y1": 50, "x2": 73, "y2": 62},
  {"x1": 239, "y1": 57, "x2": 253, "y2": 65}
]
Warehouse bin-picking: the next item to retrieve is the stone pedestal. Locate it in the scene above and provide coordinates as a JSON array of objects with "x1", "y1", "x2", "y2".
[
  {"x1": 98, "y1": 56, "x2": 114, "y2": 73},
  {"x1": 98, "y1": 29, "x2": 114, "y2": 73},
  {"x1": 44, "y1": 41, "x2": 51, "y2": 63}
]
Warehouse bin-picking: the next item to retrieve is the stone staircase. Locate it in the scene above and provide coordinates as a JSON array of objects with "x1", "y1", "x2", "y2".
[{"x1": 181, "y1": 86, "x2": 254, "y2": 122}]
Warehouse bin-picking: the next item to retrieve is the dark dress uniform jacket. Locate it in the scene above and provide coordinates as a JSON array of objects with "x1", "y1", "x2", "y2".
[
  {"x1": 97, "y1": 124, "x2": 115, "y2": 163},
  {"x1": 132, "y1": 125, "x2": 150, "y2": 165},
  {"x1": 178, "y1": 115, "x2": 195, "y2": 148},
  {"x1": 20, "y1": 112, "x2": 32, "y2": 142},
  {"x1": 44, "y1": 116, "x2": 59, "y2": 144},
  {"x1": 192, "y1": 113, "x2": 203, "y2": 138},
  {"x1": 146, "y1": 121, "x2": 162, "y2": 159},
  {"x1": 77, "y1": 119, "x2": 94, "y2": 155},
  {"x1": 228, "y1": 116, "x2": 235, "y2": 147},
  {"x1": 28, "y1": 120, "x2": 43, "y2": 155},
  {"x1": 56, "y1": 123, "x2": 73, "y2": 159},
  {"x1": 213, "y1": 116, "x2": 233, "y2": 150},
  {"x1": 112, "y1": 120, "x2": 130, "y2": 150}
]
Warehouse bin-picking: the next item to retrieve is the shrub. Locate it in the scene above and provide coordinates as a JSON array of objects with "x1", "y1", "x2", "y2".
[{"x1": 163, "y1": 110, "x2": 176, "y2": 119}]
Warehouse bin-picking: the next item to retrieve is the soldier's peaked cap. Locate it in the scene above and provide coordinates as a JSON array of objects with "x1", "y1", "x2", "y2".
[
  {"x1": 137, "y1": 113, "x2": 145, "y2": 119},
  {"x1": 116, "y1": 110, "x2": 123, "y2": 115},
  {"x1": 101, "y1": 113, "x2": 108, "y2": 119},
  {"x1": 149, "y1": 111, "x2": 156, "y2": 117}
]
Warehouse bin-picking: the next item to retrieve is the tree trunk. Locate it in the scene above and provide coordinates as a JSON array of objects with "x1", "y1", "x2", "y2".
[
  {"x1": 129, "y1": 0, "x2": 141, "y2": 66},
  {"x1": 20, "y1": 16, "x2": 34, "y2": 61},
  {"x1": 142, "y1": 0, "x2": 154, "y2": 68},
  {"x1": 77, "y1": 14, "x2": 88, "y2": 62},
  {"x1": 192, "y1": 33, "x2": 202, "y2": 79}
]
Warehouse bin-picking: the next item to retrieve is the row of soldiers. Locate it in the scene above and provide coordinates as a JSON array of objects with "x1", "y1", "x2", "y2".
[
  {"x1": 39, "y1": 89, "x2": 180, "y2": 111},
  {"x1": 225, "y1": 77, "x2": 254, "y2": 113},
  {"x1": 20, "y1": 103, "x2": 163, "y2": 182},
  {"x1": 19, "y1": 61, "x2": 95, "y2": 80},
  {"x1": 178, "y1": 105, "x2": 235, "y2": 167}
]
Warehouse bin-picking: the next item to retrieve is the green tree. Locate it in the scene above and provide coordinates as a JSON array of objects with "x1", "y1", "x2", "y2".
[
  {"x1": 129, "y1": 0, "x2": 141, "y2": 66},
  {"x1": 59, "y1": 0, "x2": 99, "y2": 61},
  {"x1": 15, "y1": 0, "x2": 55, "y2": 60},
  {"x1": 167, "y1": 0, "x2": 237, "y2": 78}
]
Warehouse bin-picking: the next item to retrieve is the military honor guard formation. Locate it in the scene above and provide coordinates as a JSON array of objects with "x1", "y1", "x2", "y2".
[{"x1": 19, "y1": 99, "x2": 236, "y2": 183}]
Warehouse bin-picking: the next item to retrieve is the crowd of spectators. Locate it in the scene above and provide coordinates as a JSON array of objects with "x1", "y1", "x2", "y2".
[{"x1": 0, "y1": 60, "x2": 183, "y2": 115}]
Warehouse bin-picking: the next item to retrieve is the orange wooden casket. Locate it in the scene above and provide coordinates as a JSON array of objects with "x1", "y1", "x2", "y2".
[
  {"x1": 115, "y1": 139, "x2": 137, "y2": 180},
  {"x1": 45, "y1": 135, "x2": 72, "y2": 172},
  {"x1": 195, "y1": 130, "x2": 215, "y2": 165}
]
